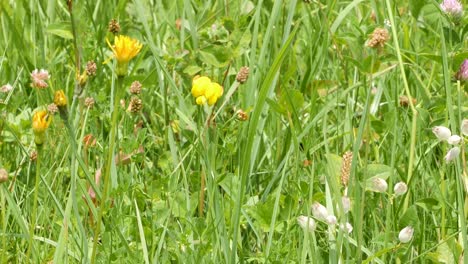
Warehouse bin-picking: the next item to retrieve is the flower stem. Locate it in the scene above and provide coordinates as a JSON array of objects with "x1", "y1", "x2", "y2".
[
  {"x1": 90, "y1": 76, "x2": 124, "y2": 263},
  {"x1": 27, "y1": 145, "x2": 41, "y2": 262}
]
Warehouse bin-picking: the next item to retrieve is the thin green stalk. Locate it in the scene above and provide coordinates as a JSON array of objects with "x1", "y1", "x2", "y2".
[
  {"x1": 90, "y1": 76, "x2": 124, "y2": 264},
  {"x1": 27, "y1": 146, "x2": 41, "y2": 262},
  {"x1": 1, "y1": 180, "x2": 6, "y2": 263}
]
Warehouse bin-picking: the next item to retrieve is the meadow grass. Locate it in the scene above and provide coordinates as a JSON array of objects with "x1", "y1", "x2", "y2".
[{"x1": 0, "y1": 0, "x2": 467, "y2": 263}]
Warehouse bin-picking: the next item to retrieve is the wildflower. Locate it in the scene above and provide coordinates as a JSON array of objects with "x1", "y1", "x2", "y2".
[
  {"x1": 440, "y1": 0, "x2": 463, "y2": 19},
  {"x1": 191, "y1": 76, "x2": 223, "y2": 106},
  {"x1": 108, "y1": 19, "x2": 121, "y2": 34},
  {"x1": 128, "y1": 97, "x2": 143, "y2": 113},
  {"x1": 130, "y1": 81, "x2": 142, "y2": 94},
  {"x1": 394, "y1": 182, "x2": 408, "y2": 196},
  {"x1": 340, "y1": 151, "x2": 353, "y2": 186},
  {"x1": 86, "y1": 60, "x2": 97, "y2": 76},
  {"x1": 366, "y1": 28, "x2": 389, "y2": 48},
  {"x1": 445, "y1": 146, "x2": 460, "y2": 162},
  {"x1": 84, "y1": 97, "x2": 95, "y2": 108},
  {"x1": 0, "y1": 168, "x2": 8, "y2": 183},
  {"x1": 456, "y1": 60, "x2": 468, "y2": 81},
  {"x1": 432, "y1": 126, "x2": 451, "y2": 141},
  {"x1": 371, "y1": 178, "x2": 388, "y2": 193},
  {"x1": 47, "y1": 103, "x2": 59, "y2": 114},
  {"x1": 54, "y1": 90, "x2": 67, "y2": 107},
  {"x1": 32, "y1": 110, "x2": 52, "y2": 145},
  {"x1": 462, "y1": 119, "x2": 468, "y2": 136},
  {"x1": 0, "y1": 83, "x2": 12, "y2": 93},
  {"x1": 236, "y1": 66, "x2": 250, "y2": 84},
  {"x1": 31, "y1": 69, "x2": 50, "y2": 89},
  {"x1": 107, "y1": 35, "x2": 143, "y2": 76},
  {"x1": 297, "y1": 216, "x2": 316, "y2": 232},
  {"x1": 236, "y1": 109, "x2": 249, "y2": 121},
  {"x1": 342, "y1": 196, "x2": 351, "y2": 213},
  {"x1": 398, "y1": 226, "x2": 414, "y2": 243},
  {"x1": 311, "y1": 202, "x2": 328, "y2": 221},
  {"x1": 447, "y1": 135, "x2": 461, "y2": 145},
  {"x1": 326, "y1": 215, "x2": 337, "y2": 225},
  {"x1": 340, "y1": 222, "x2": 353, "y2": 233}
]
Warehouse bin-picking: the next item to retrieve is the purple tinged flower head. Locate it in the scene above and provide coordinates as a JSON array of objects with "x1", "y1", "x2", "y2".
[
  {"x1": 456, "y1": 59, "x2": 468, "y2": 81},
  {"x1": 440, "y1": 0, "x2": 463, "y2": 18}
]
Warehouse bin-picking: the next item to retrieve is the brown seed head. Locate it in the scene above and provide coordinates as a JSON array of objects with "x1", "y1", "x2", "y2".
[
  {"x1": 86, "y1": 61, "x2": 97, "y2": 76},
  {"x1": 47, "y1": 103, "x2": 59, "y2": 114},
  {"x1": 236, "y1": 109, "x2": 249, "y2": 121},
  {"x1": 130, "y1": 81, "x2": 142, "y2": 94},
  {"x1": 108, "y1": 19, "x2": 121, "y2": 34},
  {"x1": 340, "y1": 151, "x2": 353, "y2": 187},
  {"x1": 128, "y1": 97, "x2": 143, "y2": 113},
  {"x1": 84, "y1": 97, "x2": 95, "y2": 108},
  {"x1": 366, "y1": 28, "x2": 389, "y2": 48},
  {"x1": 236, "y1": 66, "x2": 250, "y2": 84},
  {"x1": 30, "y1": 151, "x2": 38, "y2": 162}
]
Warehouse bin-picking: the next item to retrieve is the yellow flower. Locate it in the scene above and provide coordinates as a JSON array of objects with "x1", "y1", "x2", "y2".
[
  {"x1": 54, "y1": 90, "x2": 67, "y2": 107},
  {"x1": 107, "y1": 35, "x2": 143, "y2": 76},
  {"x1": 191, "y1": 76, "x2": 223, "y2": 106},
  {"x1": 191, "y1": 76, "x2": 211, "y2": 97},
  {"x1": 32, "y1": 110, "x2": 52, "y2": 145}
]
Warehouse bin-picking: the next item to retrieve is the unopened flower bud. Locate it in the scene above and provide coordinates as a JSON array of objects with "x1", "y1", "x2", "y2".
[
  {"x1": 47, "y1": 103, "x2": 58, "y2": 114},
  {"x1": 236, "y1": 109, "x2": 248, "y2": 121},
  {"x1": 297, "y1": 216, "x2": 316, "y2": 232},
  {"x1": 108, "y1": 19, "x2": 121, "y2": 34},
  {"x1": 461, "y1": 119, "x2": 468, "y2": 136},
  {"x1": 447, "y1": 135, "x2": 461, "y2": 145},
  {"x1": 128, "y1": 97, "x2": 143, "y2": 113},
  {"x1": 398, "y1": 226, "x2": 414, "y2": 243},
  {"x1": 342, "y1": 196, "x2": 351, "y2": 213},
  {"x1": 84, "y1": 97, "x2": 95, "y2": 108},
  {"x1": 86, "y1": 60, "x2": 97, "y2": 76},
  {"x1": 372, "y1": 178, "x2": 388, "y2": 193},
  {"x1": 236, "y1": 66, "x2": 250, "y2": 84},
  {"x1": 394, "y1": 182, "x2": 408, "y2": 196},
  {"x1": 445, "y1": 147, "x2": 460, "y2": 162},
  {"x1": 432, "y1": 126, "x2": 451, "y2": 141},
  {"x1": 0, "y1": 168, "x2": 8, "y2": 183},
  {"x1": 366, "y1": 28, "x2": 389, "y2": 48},
  {"x1": 340, "y1": 222, "x2": 353, "y2": 233},
  {"x1": 311, "y1": 202, "x2": 328, "y2": 221},
  {"x1": 54, "y1": 90, "x2": 67, "y2": 107},
  {"x1": 326, "y1": 215, "x2": 337, "y2": 225}
]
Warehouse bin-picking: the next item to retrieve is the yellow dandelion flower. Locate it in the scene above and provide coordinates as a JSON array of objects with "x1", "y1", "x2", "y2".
[
  {"x1": 32, "y1": 110, "x2": 52, "y2": 145},
  {"x1": 107, "y1": 35, "x2": 143, "y2": 76}
]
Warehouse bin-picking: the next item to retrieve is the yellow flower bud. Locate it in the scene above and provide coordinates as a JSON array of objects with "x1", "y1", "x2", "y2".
[
  {"x1": 196, "y1": 96, "x2": 207, "y2": 105},
  {"x1": 54, "y1": 90, "x2": 67, "y2": 107},
  {"x1": 32, "y1": 110, "x2": 52, "y2": 145}
]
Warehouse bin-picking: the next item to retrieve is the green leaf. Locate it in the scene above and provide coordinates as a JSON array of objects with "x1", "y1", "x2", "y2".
[
  {"x1": 46, "y1": 22, "x2": 73, "y2": 39},
  {"x1": 415, "y1": 198, "x2": 441, "y2": 212},
  {"x1": 363, "y1": 164, "x2": 393, "y2": 180},
  {"x1": 409, "y1": 0, "x2": 427, "y2": 19},
  {"x1": 183, "y1": 65, "x2": 202, "y2": 76},
  {"x1": 278, "y1": 89, "x2": 304, "y2": 114}
]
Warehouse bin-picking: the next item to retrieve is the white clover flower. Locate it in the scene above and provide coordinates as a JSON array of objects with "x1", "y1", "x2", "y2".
[
  {"x1": 297, "y1": 216, "x2": 316, "y2": 232},
  {"x1": 31, "y1": 69, "x2": 50, "y2": 89},
  {"x1": 394, "y1": 182, "x2": 408, "y2": 196},
  {"x1": 445, "y1": 147, "x2": 460, "y2": 162},
  {"x1": 432, "y1": 126, "x2": 451, "y2": 141},
  {"x1": 342, "y1": 196, "x2": 351, "y2": 214},
  {"x1": 372, "y1": 178, "x2": 388, "y2": 193},
  {"x1": 398, "y1": 226, "x2": 414, "y2": 243},
  {"x1": 340, "y1": 222, "x2": 353, "y2": 234},
  {"x1": 447, "y1": 135, "x2": 461, "y2": 145},
  {"x1": 461, "y1": 119, "x2": 468, "y2": 136},
  {"x1": 0, "y1": 83, "x2": 12, "y2": 93},
  {"x1": 311, "y1": 202, "x2": 328, "y2": 221},
  {"x1": 326, "y1": 215, "x2": 337, "y2": 225}
]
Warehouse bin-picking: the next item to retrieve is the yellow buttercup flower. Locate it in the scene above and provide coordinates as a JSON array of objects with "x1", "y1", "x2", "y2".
[
  {"x1": 107, "y1": 35, "x2": 143, "y2": 76},
  {"x1": 54, "y1": 90, "x2": 67, "y2": 107},
  {"x1": 32, "y1": 110, "x2": 52, "y2": 145},
  {"x1": 191, "y1": 76, "x2": 223, "y2": 106}
]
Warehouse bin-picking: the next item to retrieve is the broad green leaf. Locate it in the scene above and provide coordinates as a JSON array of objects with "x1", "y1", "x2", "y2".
[{"x1": 46, "y1": 22, "x2": 73, "y2": 39}]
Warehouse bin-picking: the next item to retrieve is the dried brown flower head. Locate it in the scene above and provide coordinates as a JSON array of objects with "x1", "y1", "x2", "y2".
[
  {"x1": 130, "y1": 81, "x2": 142, "y2": 94},
  {"x1": 128, "y1": 97, "x2": 142, "y2": 113},
  {"x1": 86, "y1": 61, "x2": 97, "y2": 76},
  {"x1": 30, "y1": 151, "x2": 38, "y2": 162},
  {"x1": 236, "y1": 109, "x2": 248, "y2": 121},
  {"x1": 236, "y1": 66, "x2": 250, "y2": 84},
  {"x1": 108, "y1": 19, "x2": 121, "y2": 34},
  {"x1": 84, "y1": 97, "x2": 95, "y2": 108},
  {"x1": 47, "y1": 103, "x2": 59, "y2": 114},
  {"x1": 0, "y1": 168, "x2": 8, "y2": 183},
  {"x1": 366, "y1": 28, "x2": 389, "y2": 48}
]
